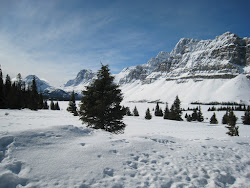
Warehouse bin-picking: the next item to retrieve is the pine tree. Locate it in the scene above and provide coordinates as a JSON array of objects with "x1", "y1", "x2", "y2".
[
  {"x1": 38, "y1": 92, "x2": 44, "y2": 109},
  {"x1": 191, "y1": 109, "x2": 198, "y2": 121},
  {"x1": 210, "y1": 113, "x2": 218, "y2": 124},
  {"x1": 169, "y1": 96, "x2": 183, "y2": 121},
  {"x1": 29, "y1": 76, "x2": 39, "y2": 110},
  {"x1": 145, "y1": 108, "x2": 152, "y2": 120},
  {"x1": 154, "y1": 103, "x2": 163, "y2": 117},
  {"x1": 163, "y1": 104, "x2": 170, "y2": 119},
  {"x1": 226, "y1": 111, "x2": 239, "y2": 136},
  {"x1": 133, "y1": 106, "x2": 139, "y2": 116},
  {"x1": 197, "y1": 106, "x2": 204, "y2": 122},
  {"x1": 55, "y1": 101, "x2": 60, "y2": 110},
  {"x1": 43, "y1": 100, "x2": 49, "y2": 109},
  {"x1": 125, "y1": 107, "x2": 132, "y2": 116},
  {"x1": 222, "y1": 111, "x2": 229, "y2": 124},
  {"x1": 242, "y1": 111, "x2": 250, "y2": 125},
  {"x1": 50, "y1": 100, "x2": 55, "y2": 110},
  {"x1": 79, "y1": 64, "x2": 125, "y2": 134},
  {"x1": 0, "y1": 66, "x2": 6, "y2": 108},
  {"x1": 67, "y1": 91, "x2": 77, "y2": 114}
]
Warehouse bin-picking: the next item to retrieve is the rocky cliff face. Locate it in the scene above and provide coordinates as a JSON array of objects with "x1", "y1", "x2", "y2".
[
  {"x1": 64, "y1": 69, "x2": 95, "y2": 87},
  {"x1": 117, "y1": 32, "x2": 250, "y2": 84}
]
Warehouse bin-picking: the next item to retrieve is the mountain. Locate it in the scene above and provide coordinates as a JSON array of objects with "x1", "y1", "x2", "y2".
[
  {"x1": 117, "y1": 32, "x2": 250, "y2": 85},
  {"x1": 24, "y1": 75, "x2": 52, "y2": 92},
  {"x1": 63, "y1": 69, "x2": 96, "y2": 94},
  {"x1": 56, "y1": 32, "x2": 250, "y2": 103}
]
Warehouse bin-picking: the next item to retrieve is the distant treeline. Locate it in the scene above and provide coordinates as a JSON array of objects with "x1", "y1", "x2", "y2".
[
  {"x1": 0, "y1": 67, "x2": 52, "y2": 110},
  {"x1": 191, "y1": 101, "x2": 246, "y2": 106},
  {"x1": 208, "y1": 105, "x2": 250, "y2": 112}
]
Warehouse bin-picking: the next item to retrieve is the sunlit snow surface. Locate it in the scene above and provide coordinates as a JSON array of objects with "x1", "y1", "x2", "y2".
[{"x1": 0, "y1": 102, "x2": 250, "y2": 187}]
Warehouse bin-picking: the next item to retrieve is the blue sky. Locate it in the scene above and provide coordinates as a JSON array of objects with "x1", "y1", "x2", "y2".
[{"x1": 0, "y1": 0, "x2": 249, "y2": 86}]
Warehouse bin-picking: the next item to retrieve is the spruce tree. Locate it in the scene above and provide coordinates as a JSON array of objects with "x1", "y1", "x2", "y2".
[
  {"x1": 169, "y1": 96, "x2": 183, "y2": 121},
  {"x1": 67, "y1": 91, "x2": 77, "y2": 114},
  {"x1": 191, "y1": 109, "x2": 198, "y2": 121},
  {"x1": 55, "y1": 101, "x2": 60, "y2": 110},
  {"x1": 222, "y1": 111, "x2": 229, "y2": 124},
  {"x1": 197, "y1": 106, "x2": 204, "y2": 122},
  {"x1": 133, "y1": 106, "x2": 139, "y2": 116},
  {"x1": 0, "y1": 66, "x2": 6, "y2": 108},
  {"x1": 43, "y1": 100, "x2": 49, "y2": 109},
  {"x1": 226, "y1": 111, "x2": 239, "y2": 136},
  {"x1": 125, "y1": 107, "x2": 132, "y2": 116},
  {"x1": 210, "y1": 113, "x2": 218, "y2": 124},
  {"x1": 145, "y1": 108, "x2": 152, "y2": 120},
  {"x1": 154, "y1": 103, "x2": 163, "y2": 117},
  {"x1": 38, "y1": 92, "x2": 44, "y2": 109},
  {"x1": 50, "y1": 100, "x2": 55, "y2": 110},
  {"x1": 242, "y1": 111, "x2": 250, "y2": 125},
  {"x1": 79, "y1": 64, "x2": 125, "y2": 134},
  {"x1": 29, "y1": 76, "x2": 39, "y2": 110},
  {"x1": 163, "y1": 104, "x2": 170, "y2": 119}
]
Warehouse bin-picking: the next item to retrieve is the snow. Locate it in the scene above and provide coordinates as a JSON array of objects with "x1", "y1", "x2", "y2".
[
  {"x1": 0, "y1": 101, "x2": 250, "y2": 187},
  {"x1": 120, "y1": 74, "x2": 250, "y2": 105}
]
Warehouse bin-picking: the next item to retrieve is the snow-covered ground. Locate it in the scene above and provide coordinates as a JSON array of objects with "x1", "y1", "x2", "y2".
[{"x1": 0, "y1": 101, "x2": 250, "y2": 188}]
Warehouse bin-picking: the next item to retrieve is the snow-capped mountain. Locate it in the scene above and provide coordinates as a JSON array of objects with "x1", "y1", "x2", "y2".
[
  {"x1": 117, "y1": 32, "x2": 250, "y2": 85},
  {"x1": 63, "y1": 32, "x2": 250, "y2": 104},
  {"x1": 63, "y1": 69, "x2": 96, "y2": 94},
  {"x1": 24, "y1": 75, "x2": 52, "y2": 92}
]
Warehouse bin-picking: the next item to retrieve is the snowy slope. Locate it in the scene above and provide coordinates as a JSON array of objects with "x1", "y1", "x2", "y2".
[
  {"x1": 0, "y1": 102, "x2": 250, "y2": 187},
  {"x1": 120, "y1": 74, "x2": 250, "y2": 104},
  {"x1": 63, "y1": 32, "x2": 250, "y2": 104}
]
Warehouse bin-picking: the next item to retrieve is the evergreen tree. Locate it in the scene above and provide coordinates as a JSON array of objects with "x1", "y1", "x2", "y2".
[
  {"x1": 67, "y1": 91, "x2": 77, "y2": 114},
  {"x1": 55, "y1": 102, "x2": 60, "y2": 110},
  {"x1": 38, "y1": 92, "x2": 44, "y2": 109},
  {"x1": 125, "y1": 107, "x2": 132, "y2": 116},
  {"x1": 226, "y1": 111, "x2": 239, "y2": 136},
  {"x1": 133, "y1": 106, "x2": 139, "y2": 116},
  {"x1": 197, "y1": 106, "x2": 204, "y2": 122},
  {"x1": 191, "y1": 109, "x2": 198, "y2": 121},
  {"x1": 79, "y1": 64, "x2": 125, "y2": 134},
  {"x1": 145, "y1": 108, "x2": 152, "y2": 120},
  {"x1": 29, "y1": 76, "x2": 39, "y2": 110},
  {"x1": 50, "y1": 100, "x2": 55, "y2": 110},
  {"x1": 163, "y1": 104, "x2": 170, "y2": 119},
  {"x1": 43, "y1": 100, "x2": 49, "y2": 109},
  {"x1": 0, "y1": 66, "x2": 6, "y2": 108},
  {"x1": 155, "y1": 102, "x2": 163, "y2": 116},
  {"x1": 222, "y1": 111, "x2": 229, "y2": 124},
  {"x1": 210, "y1": 113, "x2": 218, "y2": 124},
  {"x1": 169, "y1": 96, "x2": 183, "y2": 121},
  {"x1": 242, "y1": 111, "x2": 250, "y2": 125}
]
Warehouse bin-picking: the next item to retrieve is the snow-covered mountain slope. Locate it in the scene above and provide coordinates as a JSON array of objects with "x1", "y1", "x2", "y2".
[
  {"x1": 24, "y1": 75, "x2": 53, "y2": 92},
  {"x1": 64, "y1": 32, "x2": 250, "y2": 104},
  {"x1": 117, "y1": 32, "x2": 250, "y2": 84},
  {"x1": 120, "y1": 74, "x2": 250, "y2": 104},
  {"x1": 63, "y1": 69, "x2": 96, "y2": 93}
]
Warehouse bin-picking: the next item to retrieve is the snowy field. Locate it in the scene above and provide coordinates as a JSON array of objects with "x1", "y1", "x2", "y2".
[{"x1": 0, "y1": 101, "x2": 250, "y2": 188}]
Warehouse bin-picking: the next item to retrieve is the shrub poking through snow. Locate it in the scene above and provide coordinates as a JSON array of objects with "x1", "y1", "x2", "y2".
[
  {"x1": 226, "y1": 111, "x2": 239, "y2": 136},
  {"x1": 210, "y1": 113, "x2": 218, "y2": 124},
  {"x1": 145, "y1": 108, "x2": 152, "y2": 120},
  {"x1": 79, "y1": 64, "x2": 126, "y2": 134}
]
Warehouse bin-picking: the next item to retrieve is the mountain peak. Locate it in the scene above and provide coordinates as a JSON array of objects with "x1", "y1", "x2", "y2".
[{"x1": 64, "y1": 69, "x2": 95, "y2": 87}]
